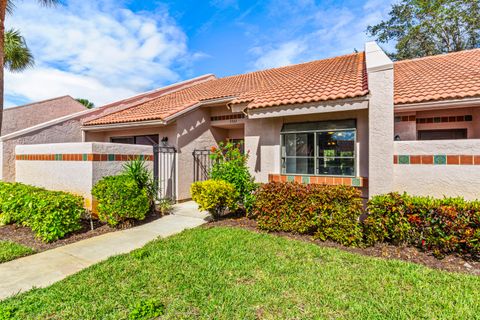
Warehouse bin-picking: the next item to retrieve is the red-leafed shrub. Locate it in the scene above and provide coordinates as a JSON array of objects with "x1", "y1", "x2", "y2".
[
  {"x1": 364, "y1": 193, "x2": 480, "y2": 258},
  {"x1": 252, "y1": 182, "x2": 364, "y2": 246}
]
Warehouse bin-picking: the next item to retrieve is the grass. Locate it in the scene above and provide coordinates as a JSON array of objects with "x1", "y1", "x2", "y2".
[
  {"x1": 0, "y1": 241, "x2": 35, "y2": 264},
  {"x1": 0, "y1": 227, "x2": 479, "y2": 319}
]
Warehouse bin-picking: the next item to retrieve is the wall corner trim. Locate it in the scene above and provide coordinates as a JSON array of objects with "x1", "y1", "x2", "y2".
[{"x1": 365, "y1": 41, "x2": 393, "y2": 73}]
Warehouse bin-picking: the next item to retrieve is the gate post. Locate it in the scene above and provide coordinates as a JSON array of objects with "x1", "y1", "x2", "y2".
[{"x1": 153, "y1": 145, "x2": 159, "y2": 185}]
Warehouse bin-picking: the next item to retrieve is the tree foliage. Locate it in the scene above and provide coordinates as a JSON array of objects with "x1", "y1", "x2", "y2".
[
  {"x1": 367, "y1": 0, "x2": 480, "y2": 60},
  {"x1": 76, "y1": 98, "x2": 95, "y2": 109},
  {"x1": 4, "y1": 28, "x2": 34, "y2": 72}
]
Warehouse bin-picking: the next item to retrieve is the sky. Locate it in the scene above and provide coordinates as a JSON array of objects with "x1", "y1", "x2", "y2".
[{"x1": 4, "y1": 0, "x2": 396, "y2": 108}]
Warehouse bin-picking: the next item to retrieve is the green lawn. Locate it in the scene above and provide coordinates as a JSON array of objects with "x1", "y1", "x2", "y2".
[
  {"x1": 0, "y1": 241, "x2": 35, "y2": 264},
  {"x1": 0, "y1": 227, "x2": 479, "y2": 319}
]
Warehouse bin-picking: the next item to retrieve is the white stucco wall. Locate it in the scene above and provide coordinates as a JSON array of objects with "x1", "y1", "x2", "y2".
[
  {"x1": 393, "y1": 140, "x2": 480, "y2": 200},
  {"x1": 15, "y1": 142, "x2": 153, "y2": 209},
  {"x1": 365, "y1": 42, "x2": 394, "y2": 196}
]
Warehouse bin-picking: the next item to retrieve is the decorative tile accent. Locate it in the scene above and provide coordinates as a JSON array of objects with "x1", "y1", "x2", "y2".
[
  {"x1": 351, "y1": 178, "x2": 361, "y2": 187},
  {"x1": 398, "y1": 155, "x2": 410, "y2": 164},
  {"x1": 434, "y1": 155, "x2": 446, "y2": 165},
  {"x1": 268, "y1": 174, "x2": 367, "y2": 188},
  {"x1": 15, "y1": 153, "x2": 154, "y2": 162},
  {"x1": 394, "y1": 154, "x2": 480, "y2": 165}
]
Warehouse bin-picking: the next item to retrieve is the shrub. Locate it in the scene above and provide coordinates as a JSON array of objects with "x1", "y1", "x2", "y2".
[
  {"x1": 92, "y1": 175, "x2": 150, "y2": 227},
  {"x1": 123, "y1": 158, "x2": 157, "y2": 206},
  {"x1": 190, "y1": 180, "x2": 238, "y2": 219},
  {"x1": 364, "y1": 193, "x2": 480, "y2": 258},
  {"x1": 252, "y1": 182, "x2": 364, "y2": 246},
  {"x1": 209, "y1": 142, "x2": 257, "y2": 212},
  {"x1": 0, "y1": 182, "x2": 84, "y2": 242}
]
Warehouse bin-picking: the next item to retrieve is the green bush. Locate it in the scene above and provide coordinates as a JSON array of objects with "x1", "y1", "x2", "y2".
[
  {"x1": 123, "y1": 158, "x2": 158, "y2": 206},
  {"x1": 364, "y1": 193, "x2": 480, "y2": 258},
  {"x1": 209, "y1": 142, "x2": 257, "y2": 212},
  {"x1": 252, "y1": 182, "x2": 364, "y2": 246},
  {"x1": 0, "y1": 182, "x2": 83, "y2": 242},
  {"x1": 92, "y1": 175, "x2": 150, "y2": 227},
  {"x1": 190, "y1": 180, "x2": 238, "y2": 219}
]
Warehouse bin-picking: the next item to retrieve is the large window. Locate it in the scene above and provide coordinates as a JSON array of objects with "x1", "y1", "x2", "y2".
[
  {"x1": 281, "y1": 120, "x2": 356, "y2": 176},
  {"x1": 110, "y1": 135, "x2": 159, "y2": 146}
]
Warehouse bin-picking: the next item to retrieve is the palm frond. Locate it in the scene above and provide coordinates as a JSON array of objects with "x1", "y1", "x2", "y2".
[
  {"x1": 37, "y1": 0, "x2": 62, "y2": 7},
  {"x1": 4, "y1": 29, "x2": 34, "y2": 72},
  {"x1": 6, "y1": 0, "x2": 15, "y2": 14}
]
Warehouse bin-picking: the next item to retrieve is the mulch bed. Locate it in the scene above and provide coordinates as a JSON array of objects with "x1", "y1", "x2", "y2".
[
  {"x1": 0, "y1": 212, "x2": 164, "y2": 253},
  {"x1": 206, "y1": 215, "x2": 480, "y2": 276}
]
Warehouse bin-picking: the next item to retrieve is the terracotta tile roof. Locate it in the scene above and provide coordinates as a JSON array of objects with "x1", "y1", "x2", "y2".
[
  {"x1": 84, "y1": 52, "x2": 368, "y2": 126},
  {"x1": 394, "y1": 48, "x2": 480, "y2": 105}
]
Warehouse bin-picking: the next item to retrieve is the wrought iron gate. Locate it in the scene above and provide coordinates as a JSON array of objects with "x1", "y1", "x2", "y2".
[
  {"x1": 193, "y1": 149, "x2": 213, "y2": 182},
  {"x1": 153, "y1": 145, "x2": 177, "y2": 200}
]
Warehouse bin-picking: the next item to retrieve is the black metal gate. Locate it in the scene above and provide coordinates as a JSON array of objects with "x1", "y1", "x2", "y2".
[
  {"x1": 153, "y1": 145, "x2": 177, "y2": 200},
  {"x1": 193, "y1": 149, "x2": 213, "y2": 182}
]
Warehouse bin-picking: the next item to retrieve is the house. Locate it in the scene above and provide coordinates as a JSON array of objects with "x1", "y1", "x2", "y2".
[
  {"x1": 0, "y1": 96, "x2": 88, "y2": 180},
  {"x1": 12, "y1": 42, "x2": 480, "y2": 201}
]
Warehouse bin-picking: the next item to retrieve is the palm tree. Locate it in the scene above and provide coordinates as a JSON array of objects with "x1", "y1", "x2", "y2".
[
  {"x1": 4, "y1": 28, "x2": 34, "y2": 71},
  {"x1": 0, "y1": 0, "x2": 60, "y2": 135}
]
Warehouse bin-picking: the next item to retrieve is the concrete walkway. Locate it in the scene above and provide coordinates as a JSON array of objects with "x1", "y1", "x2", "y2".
[{"x1": 0, "y1": 201, "x2": 208, "y2": 301}]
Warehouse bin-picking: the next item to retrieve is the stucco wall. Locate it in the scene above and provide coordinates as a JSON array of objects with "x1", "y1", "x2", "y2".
[
  {"x1": 244, "y1": 109, "x2": 369, "y2": 183},
  {"x1": 3, "y1": 96, "x2": 86, "y2": 135},
  {"x1": 15, "y1": 142, "x2": 153, "y2": 209},
  {"x1": 393, "y1": 140, "x2": 480, "y2": 199},
  {"x1": 395, "y1": 107, "x2": 480, "y2": 141},
  {"x1": 366, "y1": 42, "x2": 394, "y2": 196},
  {"x1": 176, "y1": 108, "x2": 221, "y2": 200},
  {"x1": 1, "y1": 119, "x2": 84, "y2": 182}
]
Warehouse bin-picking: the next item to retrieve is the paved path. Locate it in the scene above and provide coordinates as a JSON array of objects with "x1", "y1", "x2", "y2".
[{"x1": 0, "y1": 201, "x2": 208, "y2": 301}]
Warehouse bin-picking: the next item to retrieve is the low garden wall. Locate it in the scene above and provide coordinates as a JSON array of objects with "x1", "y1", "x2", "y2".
[
  {"x1": 393, "y1": 140, "x2": 480, "y2": 200},
  {"x1": 15, "y1": 142, "x2": 153, "y2": 209}
]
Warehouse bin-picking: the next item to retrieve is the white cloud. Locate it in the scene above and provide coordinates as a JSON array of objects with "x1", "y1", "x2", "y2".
[
  {"x1": 250, "y1": 41, "x2": 307, "y2": 69},
  {"x1": 248, "y1": 0, "x2": 395, "y2": 69},
  {"x1": 4, "y1": 0, "x2": 194, "y2": 107}
]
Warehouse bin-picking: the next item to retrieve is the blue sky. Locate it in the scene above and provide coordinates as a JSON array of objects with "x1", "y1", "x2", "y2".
[{"x1": 5, "y1": 0, "x2": 395, "y2": 107}]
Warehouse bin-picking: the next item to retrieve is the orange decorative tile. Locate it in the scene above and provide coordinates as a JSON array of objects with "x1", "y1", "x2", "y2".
[
  {"x1": 447, "y1": 155, "x2": 460, "y2": 165},
  {"x1": 474, "y1": 156, "x2": 480, "y2": 165},
  {"x1": 410, "y1": 155, "x2": 421, "y2": 164},
  {"x1": 460, "y1": 155, "x2": 473, "y2": 165},
  {"x1": 421, "y1": 155, "x2": 433, "y2": 165}
]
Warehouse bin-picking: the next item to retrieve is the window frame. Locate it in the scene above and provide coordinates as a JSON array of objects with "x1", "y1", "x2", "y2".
[
  {"x1": 280, "y1": 123, "x2": 357, "y2": 177},
  {"x1": 110, "y1": 134, "x2": 159, "y2": 146}
]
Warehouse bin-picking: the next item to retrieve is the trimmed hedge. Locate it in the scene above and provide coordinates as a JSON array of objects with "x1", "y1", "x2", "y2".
[
  {"x1": 92, "y1": 175, "x2": 150, "y2": 227},
  {"x1": 191, "y1": 180, "x2": 238, "y2": 219},
  {"x1": 0, "y1": 182, "x2": 84, "y2": 242},
  {"x1": 252, "y1": 182, "x2": 364, "y2": 246},
  {"x1": 364, "y1": 192, "x2": 480, "y2": 258}
]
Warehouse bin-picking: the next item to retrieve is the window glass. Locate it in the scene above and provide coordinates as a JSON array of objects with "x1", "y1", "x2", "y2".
[
  {"x1": 284, "y1": 133, "x2": 314, "y2": 157},
  {"x1": 111, "y1": 137, "x2": 135, "y2": 144},
  {"x1": 317, "y1": 158, "x2": 354, "y2": 176},
  {"x1": 317, "y1": 131, "x2": 355, "y2": 157},
  {"x1": 280, "y1": 121, "x2": 356, "y2": 177},
  {"x1": 286, "y1": 158, "x2": 315, "y2": 175}
]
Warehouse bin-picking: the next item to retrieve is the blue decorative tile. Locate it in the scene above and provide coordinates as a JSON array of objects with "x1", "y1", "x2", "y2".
[
  {"x1": 398, "y1": 155, "x2": 410, "y2": 164},
  {"x1": 434, "y1": 155, "x2": 446, "y2": 165}
]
